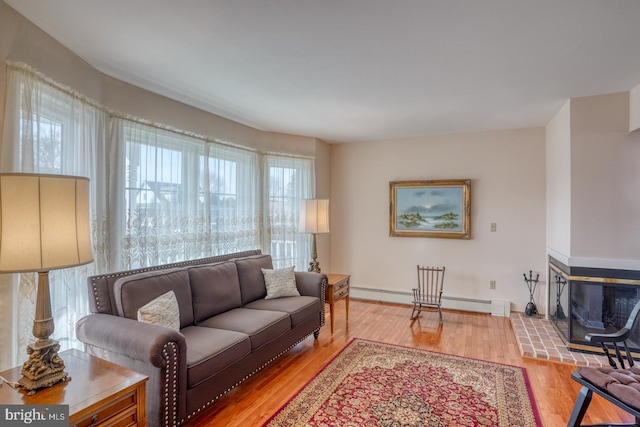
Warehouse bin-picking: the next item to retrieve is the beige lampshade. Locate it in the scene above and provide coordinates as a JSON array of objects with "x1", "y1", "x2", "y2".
[
  {"x1": 0, "y1": 173, "x2": 93, "y2": 273},
  {"x1": 299, "y1": 199, "x2": 330, "y2": 234}
]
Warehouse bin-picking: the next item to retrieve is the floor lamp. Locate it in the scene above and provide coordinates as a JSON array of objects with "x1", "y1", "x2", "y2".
[
  {"x1": 0, "y1": 173, "x2": 93, "y2": 393},
  {"x1": 299, "y1": 199, "x2": 329, "y2": 273}
]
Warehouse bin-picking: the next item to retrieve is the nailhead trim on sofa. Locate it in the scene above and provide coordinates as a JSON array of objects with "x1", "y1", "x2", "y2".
[{"x1": 162, "y1": 342, "x2": 179, "y2": 427}]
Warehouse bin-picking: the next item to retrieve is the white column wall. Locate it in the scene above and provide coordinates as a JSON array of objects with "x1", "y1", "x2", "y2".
[
  {"x1": 630, "y1": 83, "x2": 640, "y2": 132},
  {"x1": 545, "y1": 101, "x2": 572, "y2": 263},
  {"x1": 569, "y1": 93, "x2": 640, "y2": 269}
]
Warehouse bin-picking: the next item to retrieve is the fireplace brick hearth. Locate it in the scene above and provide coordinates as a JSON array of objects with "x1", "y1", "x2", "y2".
[{"x1": 510, "y1": 313, "x2": 607, "y2": 366}]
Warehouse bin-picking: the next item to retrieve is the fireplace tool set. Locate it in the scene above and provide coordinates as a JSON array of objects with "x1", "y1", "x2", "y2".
[{"x1": 523, "y1": 270, "x2": 539, "y2": 317}]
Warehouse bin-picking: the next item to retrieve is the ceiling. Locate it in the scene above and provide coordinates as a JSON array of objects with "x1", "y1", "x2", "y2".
[{"x1": 6, "y1": 0, "x2": 640, "y2": 143}]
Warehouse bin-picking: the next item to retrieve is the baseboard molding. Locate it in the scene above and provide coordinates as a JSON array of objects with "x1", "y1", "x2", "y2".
[{"x1": 350, "y1": 286, "x2": 511, "y2": 317}]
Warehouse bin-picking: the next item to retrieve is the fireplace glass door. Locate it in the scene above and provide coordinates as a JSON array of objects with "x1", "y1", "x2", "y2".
[{"x1": 549, "y1": 257, "x2": 640, "y2": 353}]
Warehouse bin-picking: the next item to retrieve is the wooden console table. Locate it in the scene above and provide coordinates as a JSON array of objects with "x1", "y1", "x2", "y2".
[
  {"x1": 0, "y1": 348, "x2": 147, "y2": 427},
  {"x1": 325, "y1": 273, "x2": 350, "y2": 333}
]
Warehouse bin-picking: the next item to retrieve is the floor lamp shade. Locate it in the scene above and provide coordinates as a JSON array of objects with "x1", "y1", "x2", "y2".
[
  {"x1": 299, "y1": 199, "x2": 330, "y2": 234},
  {"x1": 299, "y1": 199, "x2": 329, "y2": 273},
  {"x1": 0, "y1": 173, "x2": 93, "y2": 392}
]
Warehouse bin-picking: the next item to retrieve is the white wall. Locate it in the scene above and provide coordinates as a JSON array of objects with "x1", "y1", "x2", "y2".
[
  {"x1": 546, "y1": 101, "x2": 572, "y2": 262},
  {"x1": 330, "y1": 128, "x2": 547, "y2": 313},
  {"x1": 313, "y1": 139, "x2": 332, "y2": 271},
  {"x1": 569, "y1": 93, "x2": 640, "y2": 269}
]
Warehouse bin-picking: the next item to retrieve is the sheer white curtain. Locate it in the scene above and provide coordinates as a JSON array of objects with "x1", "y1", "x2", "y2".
[
  {"x1": 1, "y1": 63, "x2": 109, "y2": 363},
  {"x1": 264, "y1": 154, "x2": 313, "y2": 269},
  {"x1": 207, "y1": 140, "x2": 261, "y2": 256},
  {"x1": 112, "y1": 119, "x2": 211, "y2": 269},
  {"x1": 111, "y1": 119, "x2": 262, "y2": 270},
  {"x1": 1, "y1": 62, "x2": 316, "y2": 366}
]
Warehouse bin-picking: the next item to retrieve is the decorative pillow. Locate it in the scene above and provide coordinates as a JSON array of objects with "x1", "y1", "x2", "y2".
[
  {"x1": 137, "y1": 290, "x2": 180, "y2": 331},
  {"x1": 262, "y1": 266, "x2": 300, "y2": 300}
]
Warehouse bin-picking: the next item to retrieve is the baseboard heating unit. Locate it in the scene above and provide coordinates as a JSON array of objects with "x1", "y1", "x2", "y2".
[{"x1": 350, "y1": 286, "x2": 511, "y2": 317}]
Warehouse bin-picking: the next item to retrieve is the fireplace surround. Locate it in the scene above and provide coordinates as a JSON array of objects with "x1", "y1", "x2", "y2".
[{"x1": 548, "y1": 256, "x2": 640, "y2": 354}]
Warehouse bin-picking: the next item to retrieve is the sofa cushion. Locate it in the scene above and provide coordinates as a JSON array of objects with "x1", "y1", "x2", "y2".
[
  {"x1": 244, "y1": 296, "x2": 321, "y2": 327},
  {"x1": 198, "y1": 307, "x2": 290, "y2": 350},
  {"x1": 189, "y1": 262, "x2": 242, "y2": 323},
  {"x1": 262, "y1": 266, "x2": 300, "y2": 300},
  {"x1": 234, "y1": 254, "x2": 273, "y2": 304},
  {"x1": 181, "y1": 326, "x2": 251, "y2": 388},
  {"x1": 114, "y1": 268, "x2": 194, "y2": 328},
  {"x1": 137, "y1": 290, "x2": 180, "y2": 331}
]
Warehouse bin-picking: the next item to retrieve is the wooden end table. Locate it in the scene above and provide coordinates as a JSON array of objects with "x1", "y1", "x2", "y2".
[
  {"x1": 0, "y1": 348, "x2": 148, "y2": 427},
  {"x1": 325, "y1": 273, "x2": 350, "y2": 333}
]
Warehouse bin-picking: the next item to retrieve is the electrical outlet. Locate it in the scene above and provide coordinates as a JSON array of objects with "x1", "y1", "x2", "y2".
[
  {"x1": 490, "y1": 280, "x2": 496, "y2": 289},
  {"x1": 490, "y1": 222, "x2": 497, "y2": 232}
]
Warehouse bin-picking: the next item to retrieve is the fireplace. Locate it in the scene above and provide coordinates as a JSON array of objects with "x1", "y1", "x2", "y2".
[{"x1": 548, "y1": 256, "x2": 640, "y2": 354}]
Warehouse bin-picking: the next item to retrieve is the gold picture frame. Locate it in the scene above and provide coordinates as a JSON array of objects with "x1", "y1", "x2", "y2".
[{"x1": 389, "y1": 179, "x2": 471, "y2": 239}]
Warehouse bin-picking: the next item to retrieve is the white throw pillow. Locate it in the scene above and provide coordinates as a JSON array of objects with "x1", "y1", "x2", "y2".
[
  {"x1": 262, "y1": 266, "x2": 300, "y2": 300},
  {"x1": 137, "y1": 290, "x2": 181, "y2": 331}
]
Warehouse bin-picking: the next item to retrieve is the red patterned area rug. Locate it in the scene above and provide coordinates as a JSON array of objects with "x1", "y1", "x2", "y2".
[{"x1": 264, "y1": 339, "x2": 541, "y2": 427}]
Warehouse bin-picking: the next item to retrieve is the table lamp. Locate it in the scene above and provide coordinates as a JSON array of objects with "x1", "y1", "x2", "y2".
[
  {"x1": 299, "y1": 199, "x2": 329, "y2": 273},
  {"x1": 0, "y1": 173, "x2": 93, "y2": 393}
]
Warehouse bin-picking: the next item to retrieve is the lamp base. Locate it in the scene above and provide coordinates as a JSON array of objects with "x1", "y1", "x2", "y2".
[
  {"x1": 19, "y1": 339, "x2": 68, "y2": 394},
  {"x1": 308, "y1": 259, "x2": 321, "y2": 273}
]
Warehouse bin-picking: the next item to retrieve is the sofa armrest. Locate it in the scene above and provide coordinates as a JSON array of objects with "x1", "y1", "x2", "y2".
[
  {"x1": 76, "y1": 313, "x2": 186, "y2": 367},
  {"x1": 295, "y1": 271, "x2": 326, "y2": 299}
]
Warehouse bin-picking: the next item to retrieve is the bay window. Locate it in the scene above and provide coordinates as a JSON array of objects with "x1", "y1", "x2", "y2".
[{"x1": 1, "y1": 62, "x2": 314, "y2": 366}]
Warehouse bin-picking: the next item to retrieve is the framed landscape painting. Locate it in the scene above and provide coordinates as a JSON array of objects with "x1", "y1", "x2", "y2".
[{"x1": 389, "y1": 179, "x2": 471, "y2": 239}]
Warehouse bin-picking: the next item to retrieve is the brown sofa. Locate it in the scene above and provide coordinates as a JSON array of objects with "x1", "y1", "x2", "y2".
[{"x1": 76, "y1": 250, "x2": 326, "y2": 427}]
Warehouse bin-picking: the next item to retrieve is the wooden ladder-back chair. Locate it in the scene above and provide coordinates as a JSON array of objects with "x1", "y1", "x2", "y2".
[
  {"x1": 411, "y1": 265, "x2": 445, "y2": 323},
  {"x1": 567, "y1": 298, "x2": 640, "y2": 426}
]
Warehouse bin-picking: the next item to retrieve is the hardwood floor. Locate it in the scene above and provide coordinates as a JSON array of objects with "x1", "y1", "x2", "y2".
[{"x1": 186, "y1": 300, "x2": 632, "y2": 426}]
